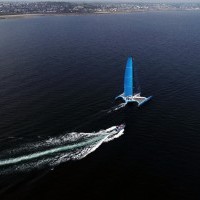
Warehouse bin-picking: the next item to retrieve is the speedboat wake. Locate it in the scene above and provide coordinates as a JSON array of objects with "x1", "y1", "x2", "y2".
[{"x1": 0, "y1": 124, "x2": 125, "y2": 174}]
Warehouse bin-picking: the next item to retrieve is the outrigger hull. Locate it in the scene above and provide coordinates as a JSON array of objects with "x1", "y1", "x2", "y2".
[{"x1": 138, "y1": 95, "x2": 152, "y2": 107}]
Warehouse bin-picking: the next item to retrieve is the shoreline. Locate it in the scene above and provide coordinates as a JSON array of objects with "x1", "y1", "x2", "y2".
[
  {"x1": 0, "y1": 14, "x2": 49, "y2": 20},
  {"x1": 0, "y1": 10, "x2": 199, "y2": 20}
]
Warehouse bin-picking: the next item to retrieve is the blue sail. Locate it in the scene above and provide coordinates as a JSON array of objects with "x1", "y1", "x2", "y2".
[{"x1": 124, "y1": 57, "x2": 133, "y2": 96}]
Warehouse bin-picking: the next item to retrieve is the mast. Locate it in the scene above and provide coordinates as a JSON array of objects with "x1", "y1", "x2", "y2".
[{"x1": 124, "y1": 57, "x2": 134, "y2": 96}]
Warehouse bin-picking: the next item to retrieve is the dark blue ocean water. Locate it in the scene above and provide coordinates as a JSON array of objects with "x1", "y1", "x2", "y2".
[{"x1": 0, "y1": 11, "x2": 200, "y2": 199}]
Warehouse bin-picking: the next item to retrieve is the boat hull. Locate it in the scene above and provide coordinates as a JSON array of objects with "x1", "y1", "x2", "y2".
[{"x1": 116, "y1": 93, "x2": 152, "y2": 107}]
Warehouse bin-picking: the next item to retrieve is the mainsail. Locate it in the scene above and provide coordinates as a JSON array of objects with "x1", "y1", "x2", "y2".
[{"x1": 124, "y1": 57, "x2": 133, "y2": 96}]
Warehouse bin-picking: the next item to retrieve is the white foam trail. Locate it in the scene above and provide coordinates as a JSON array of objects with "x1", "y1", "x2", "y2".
[
  {"x1": 0, "y1": 136, "x2": 104, "y2": 166},
  {"x1": 108, "y1": 103, "x2": 127, "y2": 113},
  {"x1": 0, "y1": 126, "x2": 125, "y2": 173}
]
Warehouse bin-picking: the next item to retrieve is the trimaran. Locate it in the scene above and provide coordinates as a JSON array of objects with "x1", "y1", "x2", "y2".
[{"x1": 116, "y1": 57, "x2": 152, "y2": 106}]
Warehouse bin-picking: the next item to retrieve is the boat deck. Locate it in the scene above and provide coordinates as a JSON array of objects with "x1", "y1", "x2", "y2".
[{"x1": 116, "y1": 93, "x2": 152, "y2": 106}]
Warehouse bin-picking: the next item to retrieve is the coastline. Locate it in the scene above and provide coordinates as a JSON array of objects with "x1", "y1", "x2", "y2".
[
  {"x1": 0, "y1": 14, "x2": 47, "y2": 20},
  {"x1": 0, "y1": 13, "x2": 109, "y2": 20},
  {"x1": 0, "y1": 12, "x2": 141, "y2": 20},
  {"x1": 0, "y1": 9, "x2": 199, "y2": 20}
]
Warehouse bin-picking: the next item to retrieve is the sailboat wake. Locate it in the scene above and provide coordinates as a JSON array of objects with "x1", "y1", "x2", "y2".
[
  {"x1": 0, "y1": 125, "x2": 125, "y2": 174},
  {"x1": 107, "y1": 103, "x2": 127, "y2": 113}
]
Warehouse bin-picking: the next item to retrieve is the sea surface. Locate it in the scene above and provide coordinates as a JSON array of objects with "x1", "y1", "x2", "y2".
[{"x1": 0, "y1": 11, "x2": 200, "y2": 199}]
